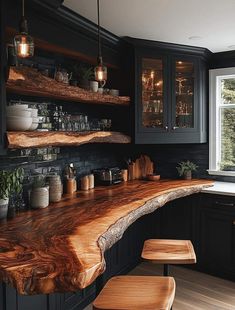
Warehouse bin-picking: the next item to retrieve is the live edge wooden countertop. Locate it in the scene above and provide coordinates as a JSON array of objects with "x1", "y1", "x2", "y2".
[{"x1": 0, "y1": 179, "x2": 213, "y2": 295}]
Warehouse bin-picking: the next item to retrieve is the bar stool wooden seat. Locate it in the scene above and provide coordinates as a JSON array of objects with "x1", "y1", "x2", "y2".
[
  {"x1": 141, "y1": 239, "x2": 196, "y2": 276},
  {"x1": 93, "y1": 275, "x2": 175, "y2": 310}
]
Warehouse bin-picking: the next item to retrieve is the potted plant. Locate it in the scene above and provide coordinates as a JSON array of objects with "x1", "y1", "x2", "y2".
[
  {"x1": 0, "y1": 170, "x2": 12, "y2": 219},
  {"x1": 0, "y1": 168, "x2": 25, "y2": 219},
  {"x1": 176, "y1": 160, "x2": 198, "y2": 180},
  {"x1": 8, "y1": 167, "x2": 25, "y2": 216},
  {"x1": 73, "y1": 64, "x2": 94, "y2": 90},
  {"x1": 30, "y1": 175, "x2": 49, "y2": 209}
]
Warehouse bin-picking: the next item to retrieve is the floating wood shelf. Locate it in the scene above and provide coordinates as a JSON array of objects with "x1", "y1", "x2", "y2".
[
  {"x1": 6, "y1": 67, "x2": 130, "y2": 106},
  {"x1": 7, "y1": 131, "x2": 131, "y2": 149}
]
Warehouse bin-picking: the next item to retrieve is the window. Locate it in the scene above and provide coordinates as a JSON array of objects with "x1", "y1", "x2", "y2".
[{"x1": 209, "y1": 67, "x2": 235, "y2": 176}]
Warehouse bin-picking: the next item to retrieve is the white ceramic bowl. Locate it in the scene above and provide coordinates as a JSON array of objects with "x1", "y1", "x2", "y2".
[
  {"x1": 32, "y1": 117, "x2": 39, "y2": 122},
  {"x1": 30, "y1": 108, "x2": 38, "y2": 117},
  {"x1": 9, "y1": 104, "x2": 29, "y2": 110},
  {"x1": 6, "y1": 107, "x2": 32, "y2": 118},
  {"x1": 29, "y1": 122, "x2": 39, "y2": 131},
  {"x1": 7, "y1": 116, "x2": 32, "y2": 131},
  {"x1": 29, "y1": 117, "x2": 39, "y2": 130}
]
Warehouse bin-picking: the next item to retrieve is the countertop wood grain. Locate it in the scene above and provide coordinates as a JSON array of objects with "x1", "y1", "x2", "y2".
[{"x1": 0, "y1": 179, "x2": 213, "y2": 295}]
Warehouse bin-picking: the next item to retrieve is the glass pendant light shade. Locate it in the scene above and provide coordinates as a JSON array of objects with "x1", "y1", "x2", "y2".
[
  {"x1": 95, "y1": 57, "x2": 107, "y2": 86},
  {"x1": 14, "y1": 0, "x2": 34, "y2": 58},
  {"x1": 14, "y1": 33, "x2": 34, "y2": 58}
]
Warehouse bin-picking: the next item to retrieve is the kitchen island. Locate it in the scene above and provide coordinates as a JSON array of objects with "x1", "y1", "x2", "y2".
[{"x1": 0, "y1": 179, "x2": 213, "y2": 296}]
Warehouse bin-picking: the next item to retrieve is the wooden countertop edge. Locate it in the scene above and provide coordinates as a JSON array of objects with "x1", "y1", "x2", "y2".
[
  {"x1": 95, "y1": 183, "x2": 212, "y2": 286},
  {"x1": 99, "y1": 184, "x2": 203, "y2": 247}
]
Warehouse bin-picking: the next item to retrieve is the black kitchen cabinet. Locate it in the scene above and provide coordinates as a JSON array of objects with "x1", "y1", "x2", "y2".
[
  {"x1": 159, "y1": 196, "x2": 194, "y2": 241},
  {"x1": 157, "y1": 193, "x2": 235, "y2": 281},
  {"x1": 0, "y1": 278, "x2": 96, "y2": 310},
  {"x1": 59, "y1": 283, "x2": 96, "y2": 310},
  {"x1": 126, "y1": 37, "x2": 210, "y2": 144},
  {"x1": 0, "y1": 283, "x2": 58, "y2": 310},
  {"x1": 196, "y1": 194, "x2": 235, "y2": 281}
]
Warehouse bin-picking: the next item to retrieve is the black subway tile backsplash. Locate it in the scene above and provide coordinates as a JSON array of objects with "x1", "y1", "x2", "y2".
[{"x1": 0, "y1": 142, "x2": 234, "y2": 184}]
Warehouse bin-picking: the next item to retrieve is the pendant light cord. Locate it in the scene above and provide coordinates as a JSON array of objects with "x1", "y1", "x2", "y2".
[
  {"x1": 22, "y1": 0, "x2": 25, "y2": 17},
  {"x1": 97, "y1": 0, "x2": 102, "y2": 59}
]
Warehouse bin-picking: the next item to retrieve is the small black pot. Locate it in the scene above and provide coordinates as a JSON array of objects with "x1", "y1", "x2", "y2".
[
  {"x1": 70, "y1": 80, "x2": 78, "y2": 87},
  {"x1": 78, "y1": 79, "x2": 90, "y2": 90}
]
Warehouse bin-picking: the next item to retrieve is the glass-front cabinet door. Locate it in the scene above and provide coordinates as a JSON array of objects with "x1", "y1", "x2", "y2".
[
  {"x1": 141, "y1": 57, "x2": 165, "y2": 130},
  {"x1": 134, "y1": 44, "x2": 207, "y2": 144},
  {"x1": 172, "y1": 58, "x2": 196, "y2": 131}
]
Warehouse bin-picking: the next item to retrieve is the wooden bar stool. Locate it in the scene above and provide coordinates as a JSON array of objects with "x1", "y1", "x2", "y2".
[
  {"x1": 93, "y1": 275, "x2": 175, "y2": 310},
  {"x1": 141, "y1": 239, "x2": 197, "y2": 276}
]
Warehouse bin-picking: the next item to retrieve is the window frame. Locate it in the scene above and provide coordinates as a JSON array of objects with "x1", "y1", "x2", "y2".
[{"x1": 208, "y1": 67, "x2": 235, "y2": 176}]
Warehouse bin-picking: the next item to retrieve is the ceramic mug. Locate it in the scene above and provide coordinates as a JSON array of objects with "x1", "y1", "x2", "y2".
[{"x1": 90, "y1": 81, "x2": 99, "y2": 92}]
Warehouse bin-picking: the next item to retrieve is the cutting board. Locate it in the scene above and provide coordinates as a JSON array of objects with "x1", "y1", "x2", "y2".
[{"x1": 134, "y1": 155, "x2": 154, "y2": 179}]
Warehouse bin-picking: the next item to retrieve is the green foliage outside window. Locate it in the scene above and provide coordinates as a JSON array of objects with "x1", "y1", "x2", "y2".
[{"x1": 220, "y1": 79, "x2": 235, "y2": 170}]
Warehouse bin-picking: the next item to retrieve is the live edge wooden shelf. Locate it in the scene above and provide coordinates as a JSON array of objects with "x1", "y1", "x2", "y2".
[
  {"x1": 6, "y1": 67, "x2": 130, "y2": 106},
  {"x1": 6, "y1": 131, "x2": 131, "y2": 149},
  {"x1": 0, "y1": 179, "x2": 213, "y2": 295}
]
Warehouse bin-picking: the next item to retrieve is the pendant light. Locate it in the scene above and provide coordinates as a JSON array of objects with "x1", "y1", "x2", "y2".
[
  {"x1": 94, "y1": 0, "x2": 107, "y2": 87},
  {"x1": 14, "y1": 0, "x2": 34, "y2": 58}
]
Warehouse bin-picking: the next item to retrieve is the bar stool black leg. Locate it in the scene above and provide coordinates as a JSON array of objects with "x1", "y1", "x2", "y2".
[
  {"x1": 163, "y1": 264, "x2": 173, "y2": 310},
  {"x1": 163, "y1": 264, "x2": 169, "y2": 276}
]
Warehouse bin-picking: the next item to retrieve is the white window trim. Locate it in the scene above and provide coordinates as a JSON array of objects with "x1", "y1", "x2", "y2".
[{"x1": 208, "y1": 67, "x2": 235, "y2": 177}]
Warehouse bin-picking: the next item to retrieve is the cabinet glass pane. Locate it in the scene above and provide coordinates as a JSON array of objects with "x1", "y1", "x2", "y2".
[
  {"x1": 142, "y1": 58, "x2": 164, "y2": 128},
  {"x1": 175, "y1": 60, "x2": 194, "y2": 128}
]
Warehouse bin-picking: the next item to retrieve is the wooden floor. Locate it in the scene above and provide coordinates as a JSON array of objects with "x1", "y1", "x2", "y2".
[{"x1": 85, "y1": 262, "x2": 235, "y2": 310}]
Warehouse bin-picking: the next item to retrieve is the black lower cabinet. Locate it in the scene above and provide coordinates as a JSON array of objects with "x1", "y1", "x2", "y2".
[
  {"x1": 59, "y1": 283, "x2": 96, "y2": 310},
  {"x1": 0, "y1": 282, "x2": 57, "y2": 310},
  {"x1": 157, "y1": 195, "x2": 199, "y2": 271},
  {"x1": 159, "y1": 196, "x2": 194, "y2": 240},
  {"x1": 159, "y1": 193, "x2": 235, "y2": 281},
  {"x1": 196, "y1": 194, "x2": 235, "y2": 281}
]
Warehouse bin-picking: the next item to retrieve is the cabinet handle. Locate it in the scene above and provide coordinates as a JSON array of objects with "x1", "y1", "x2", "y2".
[
  {"x1": 215, "y1": 201, "x2": 235, "y2": 207},
  {"x1": 164, "y1": 126, "x2": 168, "y2": 131}
]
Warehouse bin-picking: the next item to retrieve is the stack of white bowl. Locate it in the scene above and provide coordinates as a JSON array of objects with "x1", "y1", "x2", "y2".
[{"x1": 6, "y1": 104, "x2": 39, "y2": 131}]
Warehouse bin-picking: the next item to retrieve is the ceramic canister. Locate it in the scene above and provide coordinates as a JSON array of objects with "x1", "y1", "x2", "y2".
[
  {"x1": 0, "y1": 198, "x2": 9, "y2": 220},
  {"x1": 48, "y1": 175, "x2": 63, "y2": 202},
  {"x1": 30, "y1": 187, "x2": 49, "y2": 209}
]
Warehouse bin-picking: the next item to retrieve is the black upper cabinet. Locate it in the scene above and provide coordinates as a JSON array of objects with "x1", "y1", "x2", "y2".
[{"x1": 127, "y1": 37, "x2": 210, "y2": 144}]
